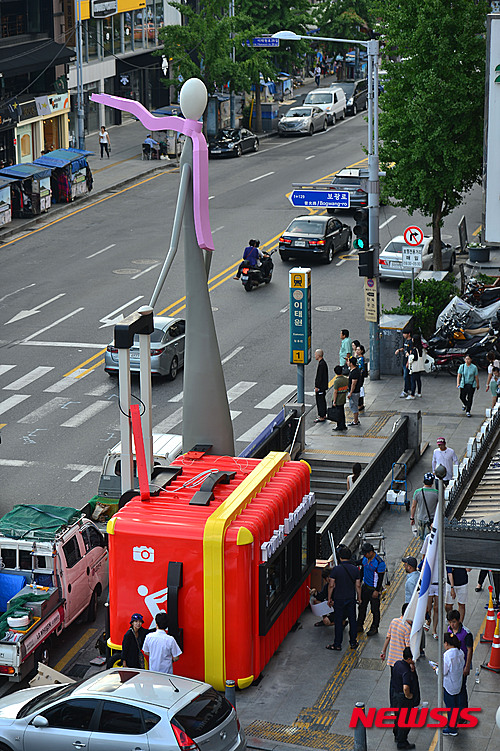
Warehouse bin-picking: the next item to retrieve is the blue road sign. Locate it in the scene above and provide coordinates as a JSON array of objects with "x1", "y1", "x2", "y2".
[
  {"x1": 289, "y1": 190, "x2": 350, "y2": 209},
  {"x1": 252, "y1": 37, "x2": 280, "y2": 47}
]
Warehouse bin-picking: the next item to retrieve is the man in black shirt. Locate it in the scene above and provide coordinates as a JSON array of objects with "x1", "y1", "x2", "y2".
[
  {"x1": 326, "y1": 546, "x2": 361, "y2": 651},
  {"x1": 347, "y1": 356, "x2": 361, "y2": 427},
  {"x1": 122, "y1": 612, "x2": 149, "y2": 668},
  {"x1": 390, "y1": 647, "x2": 420, "y2": 749},
  {"x1": 314, "y1": 349, "x2": 329, "y2": 422}
]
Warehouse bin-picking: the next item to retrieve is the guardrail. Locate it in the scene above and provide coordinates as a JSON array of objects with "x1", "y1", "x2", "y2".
[
  {"x1": 317, "y1": 416, "x2": 409, "y2": 558},
  {"x1": 239, "y1": 404, "x2": 304, "y2": 459}
]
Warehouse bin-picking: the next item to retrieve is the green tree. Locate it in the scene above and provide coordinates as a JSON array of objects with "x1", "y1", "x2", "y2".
[{"x1": 376, "y1": 0, "x2": 487, "y2": 269}]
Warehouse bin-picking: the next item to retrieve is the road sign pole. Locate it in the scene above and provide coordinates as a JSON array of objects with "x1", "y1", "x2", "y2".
[
  {"x1": 297, "y1": 364, "x2": 305, "y2": 404},
  {"x1": 411, "y1": 268, "x2": 415, "y2": 304},
  {"x1": 367, "y1": 38, "x2": 380, "y2": 381}
]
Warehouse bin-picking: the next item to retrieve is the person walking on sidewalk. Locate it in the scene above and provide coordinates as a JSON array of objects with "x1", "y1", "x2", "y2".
[
  {"x1": 488, "y1": 365, "x2": 500, "y2": 409},
  {"x1": 438, "y1": 633, "x2": 464, "y2": 737},
  {"x1": 431, "y1": 438, "x2": 459, "y2": 485},
  {"x1": 339, "y1": 329, "x2": 352, "y2": 372},
  {"x1": 457, "y1": 354, "x2": 479, "y2": 416},
  {"x1": 410, "y1": 472, "x2": 438, "y2": 540},
  {"x1": 99, "y1": 125, "x2": 111, "y2": 158},
  {"x1": 446, "y1": 609, "x2": 473, "y2": 708},
  {"x1": 325, "y1": 545, "x2": 361, "y2": 652},
  {"x1": 357, "y1": 542, "x2": 386, "y2": 636},
  {"x1": 380, "y1": 603, "x2": 411, "y2": 671},
  {"x1": 395, "y1": 330, "x2": 413, "y2": 398},
  {"x1": 347, "y1": 356, "x2": 361, "y2": 426},
  {"x1": 407, "y1": 333, "x2": 424, "y2": 400},
  {"x1": 331, "y1": 365, "x2": 348, "y2": 431},
  {"x1": 314, "y1": 349, "x2": 329, "y2": 422},
  {"x1": 445, "y1": 567, "x2": 470, "y2": 622},
  {"x1": 390, "y1": 647, "x2": 420, "y2": 750},
  {"x1": 314, "y1": 65, "x2": 322, "y2": 86}
]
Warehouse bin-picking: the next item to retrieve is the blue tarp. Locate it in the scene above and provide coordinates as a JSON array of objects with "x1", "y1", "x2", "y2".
[
  {"x1": 0, "y1": 164, "x2": 51, "y2": 180},
  {"x1": 0, "y1": 176, "x2": 18, "y2": 190},
  {"x1": 0, "y1": 573, "x2": 27, "y2": 613},
  {"x1": 34, "y1": 148, "x2": 92, "y2": 173}
]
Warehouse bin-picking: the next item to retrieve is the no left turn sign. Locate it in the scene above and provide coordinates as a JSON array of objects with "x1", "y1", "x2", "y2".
[{"x1": 403, "y1": 226, "x2": 424, "y2": 246}]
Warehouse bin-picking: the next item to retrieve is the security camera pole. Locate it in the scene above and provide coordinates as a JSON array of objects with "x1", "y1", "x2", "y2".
[{"x1": 272, "y1": 31, "x2": 380, "y2": 379}]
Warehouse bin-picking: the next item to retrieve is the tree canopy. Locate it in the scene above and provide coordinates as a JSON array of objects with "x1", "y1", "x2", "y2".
[{"x1": 376, "y1": 0, "x2": 487, "y2": 268}]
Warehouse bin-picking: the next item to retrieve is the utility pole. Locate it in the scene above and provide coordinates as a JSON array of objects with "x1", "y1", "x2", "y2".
[
  {"x1": 75, "y1": 0, "x2": 85, "y2": 150},
  {"x1": 229, "y1": 0, "x2": 236, "y2": 128}
]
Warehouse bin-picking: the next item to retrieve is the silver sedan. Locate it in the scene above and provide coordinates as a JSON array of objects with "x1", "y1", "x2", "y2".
[
  {"x1": 378, "y1": 235, "x2": 456, "y2": 280},
  {"x1": 104, "y1": 315, "x2": 185, "y2": 379},
  {"x1": 278, "y1": 106, "x2": 327, "y2": 136},
  {"x1": 0, "y1": 668, "x2": 247, "y2": 751}
]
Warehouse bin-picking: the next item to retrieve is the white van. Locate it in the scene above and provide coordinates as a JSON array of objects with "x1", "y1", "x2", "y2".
[{"x1": 303, "y1": 87, "x2": 346, "y2": 124}]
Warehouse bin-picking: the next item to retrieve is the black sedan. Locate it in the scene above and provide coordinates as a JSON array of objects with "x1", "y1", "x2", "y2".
[
  {"x1": 279, "y1": 215, "x2": 352, "y2": 264},
  {"x1": 208, "y1": 128, "x2": 259, "y2": 157}
]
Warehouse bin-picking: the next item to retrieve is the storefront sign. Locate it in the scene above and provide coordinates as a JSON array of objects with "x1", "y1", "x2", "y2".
[
  {"x1": 34, "y1": 94, "x2": 70, "y2": 117},
  {"x1": 0, "y1": 100, "x2": 20, "y2": 131},
  {"x1": 92, "y1": 0, "x2": 118, "y2": 17},
  {"x1": 20, "y1": 100, "x2": 38, "y2": 121}
]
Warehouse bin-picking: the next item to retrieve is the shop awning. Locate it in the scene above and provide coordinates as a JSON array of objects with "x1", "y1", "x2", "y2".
[
  {"x1": 34, "y1": 148, "x2": 93, "y2": 171},
  {"x1": 0, "y1": 40, "x2": 75, "y2": 77},
  {"x1": 0, "y1": 164, "x2": 51, "y2": 180},
  {"x1": 0, "y1": 176, "x2": 19, "y2": 190}
]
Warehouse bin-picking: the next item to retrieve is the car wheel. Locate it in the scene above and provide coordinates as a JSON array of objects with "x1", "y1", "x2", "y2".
[
  {"x1": 35, "y1": 641, "x2": 51, "y2": 668},
  {"x1": 323, "y1": 246, "x2": 334, "y2": 264},
  {"x1": 353, "y1": 103, "x2": 357, "y2": 116},
  {"x1": 344, "y1": 233, "x2": 352, "y2": 252},
  {"x1": 253, "y1": 139, "x2": 259, "y2": 152},
  {"x1": 278, "y1": 132, "x2": 285, "y2": 138},
  {"x1": 342, "y1": 109, "x2": 346, "y2": 119},
  {"x1": 331, "y1": 113, "x2": 336, "y2": 125},
  {"x1": 87, "y1": 588, "x2": 99, "y2": 623},
  {"x1": 167, "y1": 356, "x2": 179, "y2": 380},
  {"x1": 280, "y1": 252, "x2": 288, "y2": 262},
  {"x1": 308, "y1": 125, "x2": 314, "y2": 136},
  {"x1": 244, "y1": 281, "x2": 253, "y2": 291},
  {"x1": 449, "y1": 254, "x2": 456, "y2": 271},
  {"x1": 235, "y1": 145, "x2": 242, "y2": 157},
  {"x1": 322, "y1": 118, "x2": 327, "y2": 131}
]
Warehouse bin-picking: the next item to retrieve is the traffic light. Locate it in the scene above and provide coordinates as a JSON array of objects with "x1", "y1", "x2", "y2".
[
  {"x1": 358, "y1": 249, "x2": 374, "y2": 277},
  {"x1": 353, "y1": 208, "x2": 369, "y2": 251}
]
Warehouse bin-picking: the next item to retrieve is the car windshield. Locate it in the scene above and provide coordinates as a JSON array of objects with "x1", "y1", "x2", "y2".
[
  {"x1": 132, "y1": 327, "x2": 165, "y2": 344},
  {"x1": 17, "y1": 682, "x2": 83, "y2": 719},
  {"x1": 286, "y1": 220, "x2": 324, "y2": 235},
  {"x1": 305, "y1": 93, "x2": 331, "y2": 104},
  {"x1": 340, "y1": 83, "x2": 355, "y2": 97},
  {"x1": 216, "y1": 129, "x2": 238, "y2": 139},
  {"x1": 332, "y1": 176, "x2": 361, "y2": 186},
  {"x1": 286, "y1": 108, "x2": 311, "y2": 118}
]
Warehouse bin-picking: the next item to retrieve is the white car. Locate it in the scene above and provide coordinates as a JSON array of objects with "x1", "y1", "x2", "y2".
[
  {"x1": 378, "y1": 235, "x2": 455, "y2": 280},
  {"x1": 303, "y1": 87, "x2": 347, "y2": 124}
]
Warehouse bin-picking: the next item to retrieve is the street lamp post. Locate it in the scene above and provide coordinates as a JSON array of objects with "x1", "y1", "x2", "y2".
[
  {"x1": 74, "y1": 0, "x2": 85, "y2": 150},
  {"x1": 272, "y1": 31, "x2": 380, "y2": 380}
]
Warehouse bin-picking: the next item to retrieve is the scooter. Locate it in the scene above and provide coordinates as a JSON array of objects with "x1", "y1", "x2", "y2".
[
  {"x1": 241, "y1": 250, "x2": 275, "y2": 292},
  {"x1": 427, "y1": 331, "x2": 499, "y2": 374}
]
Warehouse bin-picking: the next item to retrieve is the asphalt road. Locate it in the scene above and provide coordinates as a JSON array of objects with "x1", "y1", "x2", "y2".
[{"x1": 0, "y1": 106, "x2": 483, "y2": 513}]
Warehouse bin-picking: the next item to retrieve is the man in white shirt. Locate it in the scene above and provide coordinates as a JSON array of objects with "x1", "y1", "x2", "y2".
[
  {"x1": 441, "y1": 633, "x2": 464, "y2": 736},
  {"x1": 142, "y1": 612, "x2": 182, "y2": 674},
  {"x1": 431, "y1": 437, "x2": 459, "y2": 483}
]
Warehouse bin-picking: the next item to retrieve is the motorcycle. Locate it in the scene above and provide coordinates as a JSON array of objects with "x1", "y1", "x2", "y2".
[
  {"x1": 240, "y1": 250, "x2": 275, "y2": 292},
  {"x1": 463, "y1": 278, "x2": 500, "y2": 307},
  {"x1": 427, "y1": 331, "x2": 499, "y2": 374}
]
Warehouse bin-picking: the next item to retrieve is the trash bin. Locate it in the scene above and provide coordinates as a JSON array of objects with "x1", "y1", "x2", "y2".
[{"x1": 379, "y1": 314, "x2": 414, "y2": 376}]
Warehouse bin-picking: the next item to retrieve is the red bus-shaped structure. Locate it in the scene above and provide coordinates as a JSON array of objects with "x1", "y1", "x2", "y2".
[{"x1": 106, "y1": 449, "x2": 314, "y2": 690}]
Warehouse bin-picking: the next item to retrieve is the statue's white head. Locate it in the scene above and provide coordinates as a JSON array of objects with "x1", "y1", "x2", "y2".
[{"x1": 180, "y1": 78, "x2": 208, "y2": 121}]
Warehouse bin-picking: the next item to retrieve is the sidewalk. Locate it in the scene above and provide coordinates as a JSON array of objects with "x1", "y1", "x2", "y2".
[{"x1": 236, "y1": 370, "x2": 500, "y2": 751}]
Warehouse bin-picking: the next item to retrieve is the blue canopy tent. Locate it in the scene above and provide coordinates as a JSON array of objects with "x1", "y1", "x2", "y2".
[
  {"x1": 0, "y1": 164, "x2": 52, "y2": 216},
  {"x1": 34, "y1": 148, "x2": 93, "y2": 203},
  {"x1": 0, "y1": 176, "x2": 18, "y2": 227}
]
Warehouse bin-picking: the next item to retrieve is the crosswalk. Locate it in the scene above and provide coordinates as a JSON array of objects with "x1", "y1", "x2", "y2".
[{"x1": 0, "y1": 363, "x2": 297, "y2": 444}]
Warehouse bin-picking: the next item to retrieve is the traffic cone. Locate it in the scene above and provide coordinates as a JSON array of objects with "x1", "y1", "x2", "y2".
[
  {"x1": 481, "y1": 586, "x2": 496, "y2": 643},
  {"x1": 482, "y1": 613, "x2": 500, "y2": 673}
]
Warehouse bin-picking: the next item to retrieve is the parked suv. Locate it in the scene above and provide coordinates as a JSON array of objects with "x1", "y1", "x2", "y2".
[
  {"x1": 327, "y1": 168, "x2": 367, "y2": 212},
  {"x1": 337, "y1": 79, "x2": 368, "y2": 115}
]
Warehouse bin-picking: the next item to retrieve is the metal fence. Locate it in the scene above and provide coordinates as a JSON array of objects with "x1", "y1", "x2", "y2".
[
  {"x1": 239, "y1": 405, "x2": 301, "y2": 459},
  {"x1": 317, "y1": 416, "x2": 409, "y2": 558}
]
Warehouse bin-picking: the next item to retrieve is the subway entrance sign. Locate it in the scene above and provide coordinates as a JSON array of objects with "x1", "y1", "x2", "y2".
[
  {"x1": 289, "y1": 189, "x2": 350, "y2": 209},
  {"x1": 289, "y1": 268, "x2": 311, "y2": 365}
]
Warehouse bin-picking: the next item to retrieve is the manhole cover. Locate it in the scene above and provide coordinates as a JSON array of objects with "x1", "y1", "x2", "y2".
[
  {"x1": 113, "y1": 269, "x2": 138, "y2": 275},
  {"x1": 315, "y1": 305, "x2": 341, "y2": 312},
  {"x1": 132, "y1": 259, "x2": 162, "y2": 265}
]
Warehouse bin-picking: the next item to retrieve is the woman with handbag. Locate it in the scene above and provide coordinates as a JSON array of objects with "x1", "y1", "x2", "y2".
[{"x1": 407, "y1": 333, "x2": 424, "y2": 399}]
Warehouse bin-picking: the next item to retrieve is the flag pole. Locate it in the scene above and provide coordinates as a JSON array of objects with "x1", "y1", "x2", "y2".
[{"x1": 435, "y1": 464, "x2": 446, "y2": 751}]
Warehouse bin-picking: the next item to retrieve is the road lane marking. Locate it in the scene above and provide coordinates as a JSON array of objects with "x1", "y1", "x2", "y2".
[
  {"x1": 87, "y1": 243, "x2": 116, "y2": 259},
  {"x1": 65, "y1": 349, "x2": 107, "y2": 377},
  {"x1": 305, "y1": 155, "x2": 316, "y2": 160},
  {"x1": 131, "y1": 263, "x2": 160, "y2": 280},
  {"x1": 0, "y1": 283, "x2": 36, "y2": 304},
  {"x1": 54, "y1": 628, "x2": 98, "y2": 673},
  {"x1": 249, "y1": 171, "x2": 275, "y2": 183},
  {"x1": 3, "y1": 366, "x2": 54, "y2": 391},
  {"x1": 61, "y1": 400, "x2": 112, "y2": 428},
  {"x1": 45, "y1": 369, "x2": 90, "y2": 393},
  {"x1": 254, "y1": 385, "x2": 296, "y2": 409},
  {"x1": 336, "y1": 258, "x2": 347, "y2": 266},
  {"x1": 212, "y1": 226, "x2": 224, "y2": 233},
  {"x1": 0, "y1": 365, "x2": 16, "y2": 377},
  {"x1": 230, "y1": 410, "x2": 241, "y2": 420},
  {"x1": 169, "y1": 391, "x2": 184, "y2": 403},
  {"x1": 227, "y1": 381, "x2": 257, "y2": 402},
  {"x1": 379, "y1": 214, "x2": 397, "y2": 229},
  {"x1": 473, "y1": 225, "x2": 481, "y2": 236},
  {"x1": 154, "y1": 407, "x2": 183, "y2": 433},
  {"x1": 0, "y1": 394, "x2": 31, "y2": 416},
  {"x1": 18, "y1": 396, "x2": 67, "y2": 423},
  {"x1": 99, "y1": 296, "x2": 144, "y2": 328},
  {"x1": 76, "y1": 358, "x2": 104, "y2": 377},
  {"x1": 209, "y1": 195, "x2": 215, "y2": 200},
  {"x1": 221, "y1": 346, "x2": 243, "y2": 364},
  {"x1": 0, "y1": 458, "x2": 37, "y2": 467},
  {"x1": 19, "y1": 341, "x2": 106, "y2": 348},
  {"x1": 86, "y1": 382, "x2": 116, "y2": 396},
  {"x1": 4, "y1": 293, "x2": 67, "y2": 325},
  {"x1": 66, "y1": 464, "x2": 101, "y2": 482},
  {"x1": 20, "y1": 308, "x2": 85, "y2": 343},
  {"x1": 237, "y1": 414, "x2": 277, "y2": 442}
]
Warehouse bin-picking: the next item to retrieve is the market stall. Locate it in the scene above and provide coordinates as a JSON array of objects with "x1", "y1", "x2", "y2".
[
  {"x1": 0, "y1": 176, "x2": 18, "y2": 227},
  {"x1": 0, "y1": 164, "x2": 51, "y2": 216},
  {"x1": 34, "y1": 148, "x2": 93, "y2": 203}
]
